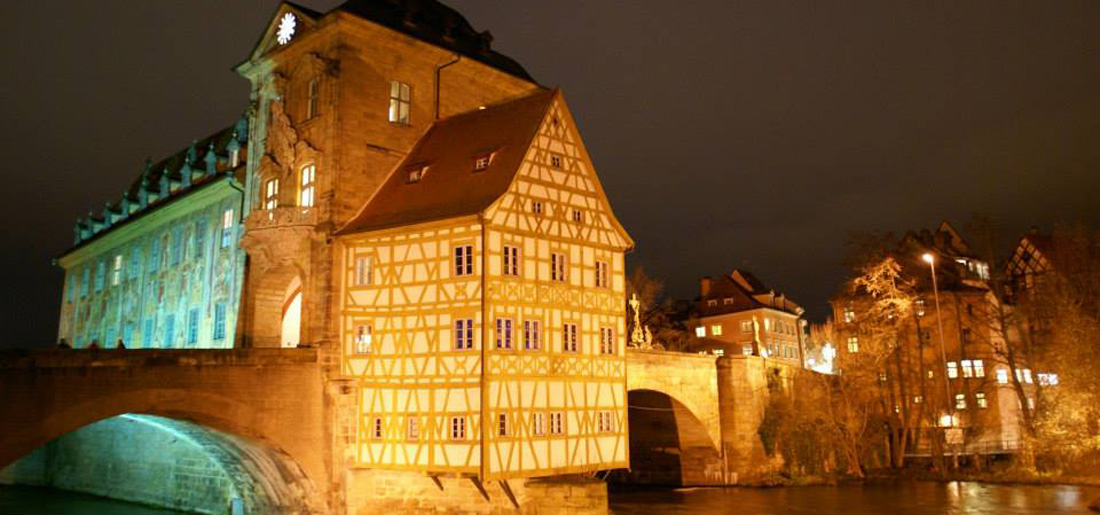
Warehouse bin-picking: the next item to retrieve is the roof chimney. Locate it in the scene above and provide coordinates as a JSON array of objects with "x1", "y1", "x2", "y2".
[{"x1": 700, "y1": 277, "x2": 712, "y2": 297}]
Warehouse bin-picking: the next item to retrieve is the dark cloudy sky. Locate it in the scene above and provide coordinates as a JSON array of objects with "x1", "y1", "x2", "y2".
[{"x1": 2, "y1": 1, "x2": 1099, "y2": 348}]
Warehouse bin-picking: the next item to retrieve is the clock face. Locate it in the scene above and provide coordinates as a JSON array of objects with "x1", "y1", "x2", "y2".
[{"x1": 276, "y1": 13, "x2": 297, "y2": 45}]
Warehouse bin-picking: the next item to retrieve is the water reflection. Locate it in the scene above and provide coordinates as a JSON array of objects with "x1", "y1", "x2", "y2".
[
  {"x1": 0, "y1": 486, "x2": 189, "y2": 515},
  {"x1": 609, "y1": 482, "x2": 1100, "y2": 515}
]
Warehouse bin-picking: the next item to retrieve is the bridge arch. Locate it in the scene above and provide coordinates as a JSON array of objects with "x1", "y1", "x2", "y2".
[
  {"x1": 0, "y1": 386, "x2": 325, "y2": 515},
  {"x1": 623, "y1": 350, "x2": 726, "y2": 486}
]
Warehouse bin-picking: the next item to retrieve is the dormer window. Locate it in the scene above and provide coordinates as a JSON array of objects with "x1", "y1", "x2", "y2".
[
  {"x1": 407, "y1": 166, "x2": 427, "y2": 183},
  {"x1": 550, "y1": 154, "x2": 563, "y2": 168},
  {"x1": 572, "y1": 209, "x2": 584, "y2": 223},
  {"x1": 473, "y1": 153, "x2": 493, "y2": 171},
  {"x1": 532, "y1": 201, "x2": 543, "y2": 215}
]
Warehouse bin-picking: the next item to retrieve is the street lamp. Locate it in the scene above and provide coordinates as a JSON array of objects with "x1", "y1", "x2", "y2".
[{"x1": 923, "y1": 252, "x2": 958, "y2": 468}]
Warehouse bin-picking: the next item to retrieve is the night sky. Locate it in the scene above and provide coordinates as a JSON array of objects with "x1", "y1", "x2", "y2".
[{"x1": 3, "y1": 1, "x2": 1099, "y2": 348}]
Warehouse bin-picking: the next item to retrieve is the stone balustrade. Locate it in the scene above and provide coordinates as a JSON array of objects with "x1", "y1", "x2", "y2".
[{"x1": 245, "y1": 206, "x2": 316, "y2": 230}]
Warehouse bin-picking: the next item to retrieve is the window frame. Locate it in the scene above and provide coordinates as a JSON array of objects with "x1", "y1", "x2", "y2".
[
  {"x1": 454, "y1": 245, "x2": 474, "y2": 277},
  {"x1": 299, "y1": 164, "x2": 316, "y2": 208},
  {"x1": 454, "y1": 318, "x2": 475, "y2": 350},
  {"x1": 388, "y1": 80, "x2": 411, "y2": 125}
]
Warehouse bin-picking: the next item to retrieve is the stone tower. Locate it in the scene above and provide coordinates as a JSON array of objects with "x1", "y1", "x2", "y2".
[{"x1": 234, "y1": 1, "x2": 540, "y2": 350}]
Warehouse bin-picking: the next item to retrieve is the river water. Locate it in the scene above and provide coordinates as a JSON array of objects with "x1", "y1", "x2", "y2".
[
  {"x1": 610, "y1": 482, "x2": 1100, "y2": 514},
  {"x1": 2, "y1": 482, "x2": 1098, "y2": 514}
]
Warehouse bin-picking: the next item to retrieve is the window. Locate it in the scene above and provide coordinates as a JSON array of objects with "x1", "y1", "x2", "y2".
[
  {"x1": 454, "y1": 319, "x2": 474, "y2": 350},
  {"x1": 1024, "y1": 369, "x2": 1033, "y2": 384},
  {"x1": 94, "y1": 261, "x2": 105, "y2": 292},
  {"x1": 914, "y1": 395, "x2": 923, "y2": 404},
  {"x1": 597, "y1": 411, "x2": 615, "y2": 433},
  {"x1": 524, "y1": 320, "x2": 541, "y2": 350},
  {"x1": 354, "y1": 256, "x2": 373, "y2": 286},
  {"x1": 496, "y1": 318, "x2": 513, "y2": 349},
  {"x1": 372, "y1": 418, "x2": 383, "y2": 439},
  {"x1": 497, "y1": 413, "x2": 508, "y2": 437},
  {"x1": 562, "y1": 323, "x2": 578, "y2": 352},
  {"x1": 503, "y1": 246, "x2": 520, "y2": 277},
  {"x1": 549, "y1": 412, "x2": 564, "y2": 435},
  {"x1": 450, "y1": 416, "x2": 466, "y2": 440},
  {"x1": 847, "y1": 336, "x2": 859, "y2": 353},
  {"x1": 694, "y1": 326, "x2": 706, "y2": 338},
  {"x1": 551, "y1": 253, "x2": 567, "y2": 282},
  {"x1": 193, "y1": 222, "x2": 205, "y2": 262},
  {"x1": 299, "y1": 165, "x2": 315, "y2": 207},
  {"x1": 843, "y1": 307, "x2": 855, "y2": 323},
  {"x1": 150, "y1": 238, "x2": 161, "y2": 271},
  {"x1": 550, "y1": 154, "x2": 562, "y2": 168},
  {"x1": 306, "y1": 78, "x2": 320, "y2": 119},
  {"x1": 187, "y1": 308, "x2": 199, "y2": 345},
  {"x1": 955, "y1": 393, "x2": 967, "y2": 410},
  {"x1": 221, "y1": 209, "x2": 235, "y2": 249},
  {"x1": 707, "y1": 299, "x2": 718, "y2": 307},
  {"x1": 388, "y1": 81, "x2": 411, "y2": 124},
  {"x1": 264, "y1": 178, "x2": 280, "y2": 210},
  {"x1": 976, "y1": 392, "x2": 988, "y2": 409},
  {"x1": 740, "y1": 320, "x2": 753, "y2": 333},
  {"x1": 532, "y1": 413, "x2": 546, "y2": 436},
  {"x1": 164, "y1": 314, "x2": 176, "y2": 348},
  {"x1": 406, "y1": 417, "x2": 420, "y2": 440},
  {"x1": 129, "y1": 248, "x2": 141, "y2": 279},
  {"x1": 1038, "y1": 373, "x2": 1059, "y2": 386},
  {"x1": 213, "y1": 302, "x2": 227, "y2": 340},
  {"x1": 599, "y1": 327, "x2": 615, "y2": 355},
  {"x1": 595, "y1": 261, "x2": 609, "y2": 288},
  {"x1": 473, "y1": 153, "x2": 492, "y2": 171},
  {"x1": 710, "y1": 324, "x2": 723, "y2": 336},
  {"x1": 742, "y1": 344, "x2": 754, "y2": 356},
  {"x1": 961, "y1": 360, "x2": 974, "y2": 378},
  {"x1": 713, "y1": 349, "x2": 725, "y2": 356},
  {"x1": 532, "y1": 201, "x2": 543, "y2": 215},
  {"x1": 406, "y1": 166, "x2": 426, "y2": 183},
  {"x1": 723, "y1": 298, "x2": 733, "y2": 305},
  {"x1": 973, "y1": 359, "x2": 985, "y2": 378},
  {"x1": 171, "y1": 228, "x2": 183, "y2": 266},
  {"x1": 143, "y1": 318, "x2": 155, "y2": 347},
  {"x1": 572, "y1": 209, "x2": 584, "y2": 223},
  {"x1": 915, "y1": 299, "x2": 926, "y2": 317},
  {"x1": 947, "y1": 361, "x2": 958, "y2": 378},
  {"x1": 454, "y1": 245, "x2": 473, "y2": 276},
  {"x1": 111, "y1": 255, "x2": 123, "y2": 286},
  {"x1": 997, "y1": 368, "x2": 1009, "y2": 384},
  {"x1": 355, "y1": 325, "x2": 373, "y2": 354}
]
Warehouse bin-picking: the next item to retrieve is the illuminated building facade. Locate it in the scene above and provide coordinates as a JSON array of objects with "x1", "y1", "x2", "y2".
[
  {"x1": 57, "y1": 126, "x2": 249, "y2": 349},
  {"x1": 831, "y1": 222, "x2": 1034, "y2": 455},
  {"x1": 686, "y1": 269, "x2": 806, "y2": 364},
  {"x1": 54, "y1": 0, "x2": 633, "y2": 507}
]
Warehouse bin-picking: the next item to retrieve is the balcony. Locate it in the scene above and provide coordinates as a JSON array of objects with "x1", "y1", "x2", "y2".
[{"x1": 246, "y1": 207, "x2": 316, "y2": 231}]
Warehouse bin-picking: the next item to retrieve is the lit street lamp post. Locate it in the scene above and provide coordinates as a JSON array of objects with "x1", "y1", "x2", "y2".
[{"x1": 922, "y1": 252, "x2": 959, "y2": 469}]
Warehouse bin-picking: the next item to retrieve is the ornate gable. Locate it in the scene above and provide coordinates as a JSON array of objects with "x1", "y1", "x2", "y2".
[{"x1": 246, "y1": 2, "x2": 322, "y2": 62}]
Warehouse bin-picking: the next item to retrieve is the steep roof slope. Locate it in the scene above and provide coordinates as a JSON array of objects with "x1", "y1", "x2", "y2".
[
  {"x1": 336, "y1": 0, "x2": 534, "y2": 82},
  {"x1": 338, "y1": 88, "x2": 554, "y2": 235}
]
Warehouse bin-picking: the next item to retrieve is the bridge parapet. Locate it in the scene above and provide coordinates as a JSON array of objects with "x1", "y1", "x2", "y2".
[{"x1": 0, "y1": 347, "x2": 319, "y2": 369}]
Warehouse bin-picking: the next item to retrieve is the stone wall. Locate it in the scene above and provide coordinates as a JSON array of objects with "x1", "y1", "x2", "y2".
[
  {"x1": 345, "y1": 469, "x2": 607, "y2": 515},
  {"x1": 717, "y1": 355, "x2": 798, "y2": 483}
]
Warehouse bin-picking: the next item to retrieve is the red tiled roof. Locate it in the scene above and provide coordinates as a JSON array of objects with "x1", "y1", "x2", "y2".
[{"x1": 338, "y1": 88, "x2": 555, "y2": 235}]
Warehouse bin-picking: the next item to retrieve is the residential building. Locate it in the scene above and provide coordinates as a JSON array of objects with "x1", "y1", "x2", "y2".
[
  {"x1": 686, "y1": 269, "x2": 806, "y2": 365},
  {"x1": 831, "y1": 222, "x2": 1034, "y2": 456}
]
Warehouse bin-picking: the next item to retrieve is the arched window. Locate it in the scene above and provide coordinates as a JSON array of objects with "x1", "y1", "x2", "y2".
[
  {"x1": 299, "y1": 165, "x2": 315, "y2": 208},
  {"x1": 263, "y1": 178, "x2": 280, "y2": 210}
]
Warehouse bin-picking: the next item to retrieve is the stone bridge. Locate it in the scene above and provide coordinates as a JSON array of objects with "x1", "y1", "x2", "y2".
[
  {"x1": 0, "y1": 348, "x2": 795, "y2": 514},
  {"x1": 0, "y1": 348, "x2": 338, "y2": 514},
  {"x1": 622, "y1": 349, "x2": 797, "y2": 486}
]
